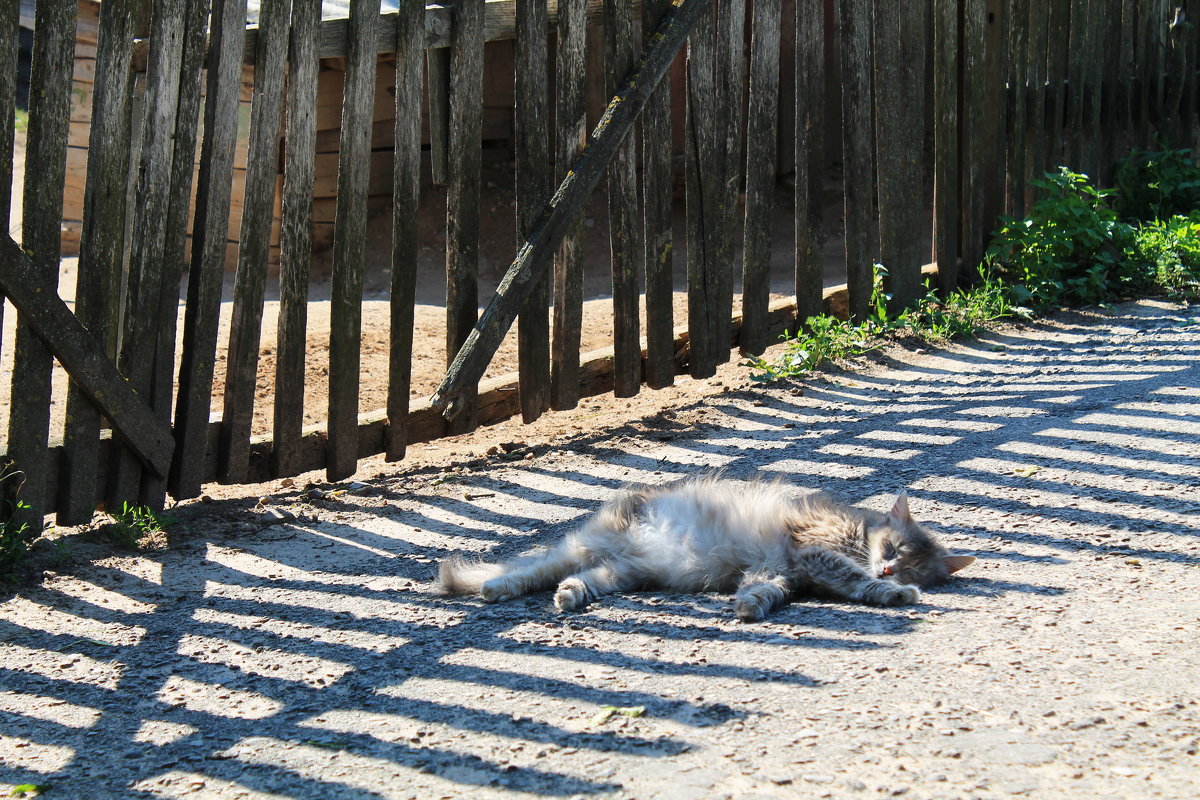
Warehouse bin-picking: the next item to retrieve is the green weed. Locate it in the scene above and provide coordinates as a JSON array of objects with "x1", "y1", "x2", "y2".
[
  {"x1": 109, "y1": 503, "x2": 173, "y2": 551},
  {"x1": 1113, "y1": 145, "x2": 1200, "y2": 221},
  {"x1": 0, "y1": 466, "x2": 31, "y2": 574}
]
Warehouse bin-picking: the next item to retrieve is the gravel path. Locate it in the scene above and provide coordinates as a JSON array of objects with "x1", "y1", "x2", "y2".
[{"x1": 2, "y1": 300, "x2": 1199, "y2": 799}]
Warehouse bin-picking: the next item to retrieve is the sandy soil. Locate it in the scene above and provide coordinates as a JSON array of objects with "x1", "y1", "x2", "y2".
[{"x1": 2, "y1": 299, "x2": 1198, "y2": 799}]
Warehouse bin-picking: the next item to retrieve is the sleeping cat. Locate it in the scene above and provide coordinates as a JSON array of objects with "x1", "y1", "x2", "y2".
[{"x1": 439, "y1": 475, "x2": 974, "y2": 621}]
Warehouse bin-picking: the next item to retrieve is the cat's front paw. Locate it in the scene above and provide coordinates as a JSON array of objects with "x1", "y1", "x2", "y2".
[
  {"x1": 879, "y1": 583, "x2": 921, "y2": 606},
  {"x1": 480, "y1": 577, "x2": 514, "y2": 603},
  {"x1": 554, "y1": 578, "x2": 589, "y2": 612}
]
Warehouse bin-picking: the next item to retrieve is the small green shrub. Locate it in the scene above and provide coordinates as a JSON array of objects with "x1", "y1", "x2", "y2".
[
  {"x1": 109, "y1": 502, "x2": 173, "y2": 551},
  {"x1": 1124, "y1": 213, "x2": 1200, "y2": 300},
  {"x1": 987, "y1": 168, "x2": 1132, "y2": 309},
  {"x1": 0, "y1": 467, "x2": 31, "y2": 574},
  {"x1": 1114, "y1": 146, "x2": 1200, "y2": 221}
]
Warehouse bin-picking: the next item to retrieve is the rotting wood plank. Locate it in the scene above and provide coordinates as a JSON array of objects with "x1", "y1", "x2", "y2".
[
  {"x1": 1098, "y1": 0, "x2": 1122, "y2": 182},
  {"x1": 386, "y1": 0, "x2": 424, "y2": 459},
  {"x1": 685, "y1": 4, "x2": 722, "y2": 377},
  {"x1": 979, "y1": 0, "x2": 1006, "y2": 261},
  {"x1": 218, "y1": 0, "x2": 291, "y2": 484},
  {"x1": 171, "y1": 0, "x2": 249, "y2": 499},
  {"x1": 551, "y1": 0, "x2": 587, "y2": 410},
  {"x1": 640, "y1": 0, "x2": 673, "y2": 389},
  {"x1": 140, "y1": 0, "x2": 212, "y2": 509},
  {"x1": 840, "y1": 0, "x2": 873, "y2": 320},
  {"x1": 426, "y1": 45, "x2": 450, "y2": 185},
  {"x1": 444, "y1": 0, "x2": 484, "y2": 434},
  {"x1": 273, "y1": 0, "x2": 320, "y2": 477},
  {"x1": 514, "y1": 0, "x2": 551, "y2": 422},
  {"x1": 5, "y1": 0, "x2": 76, "y2": 529},
  {"x1": 933, "y1": 0, "x2": 959, "y2": 293},
  {"x1": 58, "y1": 0, "x2": 138, "y2": 524},
  {"x1": 873, "y1": 0, "x2": 925, "y2": 312},
  {"x1": 0, "y1": 0, "x2": 16, "y2": 276},
  {"x1": 606, "y1": 0, "x2": 641, "y2": 397},
  {"x1": 1065, "y1": 0, "x2": 1087, "y2": 170},
  {"x1": 1045, "y1": 0, "x2": 1070, "y2": 168},
  {"x1": 794, "y1": 0, "x2": 825, "y2": 321},
  {"x1": 716, "y1": 0, "x2": 745, "y2": 325},
  {"x1": 433, "y1": 0, "x2": 712, "y2": 417},
  {"x1": 1024, "y1": 0, "x2": 1048, "y2": 209},
  {"x1": 327, "y1": 0, "x2": 382, "y2": 481},
  {"x1": 740, "y1": 0, "x2": 780, "y2": 356},
  {"x1": 1004, "y1": 0, "x2": 1028, "y2": 220},
  {"x1": 0, "y1": 235, "x2": 173, "y2": 479},
  {"x1": 108, "y1": 0, "x2": 189, "y2": 509}
]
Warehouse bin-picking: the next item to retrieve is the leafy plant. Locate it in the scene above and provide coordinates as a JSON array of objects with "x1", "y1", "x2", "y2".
[
  {"x1": 987, "y1": 168, "x2": 1131, "y2": 309},
  {"x1": 1124, "y1": 213, "x2": 1200, "y2": 300},
  {"x1": 0, "y1": 466, "x2": 31, "y2": 574},
  {"x1": 109, "y1": 502, "x2": 173, "y2": 551},
  {"x1": 1113, "y1": 146, "x2": 1200, "y2": 221}
]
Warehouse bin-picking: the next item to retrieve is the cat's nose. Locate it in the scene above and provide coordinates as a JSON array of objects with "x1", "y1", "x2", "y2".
[{"x1": 880, "y1": 565, "x2": 894, "y2": 576}]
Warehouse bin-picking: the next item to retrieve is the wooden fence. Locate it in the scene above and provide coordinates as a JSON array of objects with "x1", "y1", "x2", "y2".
[{"x1": 1, "y1": 0, "x2": 1196, "y2": 530}]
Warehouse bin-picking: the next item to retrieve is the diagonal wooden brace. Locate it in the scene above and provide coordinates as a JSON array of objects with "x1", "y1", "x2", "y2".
[
  {"x1": 431, "y1": 0, "x2": 713, "y2": 419},
  {"x1": 0, "y1": 234, "x2": 174, "y2": 478}
]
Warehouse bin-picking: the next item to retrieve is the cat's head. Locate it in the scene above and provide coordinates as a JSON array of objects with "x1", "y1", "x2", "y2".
[{"x1": 871, "y1": 493, "x2": 975, "y2": 587}]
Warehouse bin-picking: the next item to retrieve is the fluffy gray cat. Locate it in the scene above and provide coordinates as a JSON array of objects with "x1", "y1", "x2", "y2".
[{"x1": 439, "y1": 475, "x2": 974, "y2": 621}]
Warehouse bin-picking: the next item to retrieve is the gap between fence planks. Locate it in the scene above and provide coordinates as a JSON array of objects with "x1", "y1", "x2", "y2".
[
  {"x1": 432, "y1": 0, "x2": 713, "y2": 418},
  {"x1": 0, "y1": 235, "x2": 174, "y2": 479}
]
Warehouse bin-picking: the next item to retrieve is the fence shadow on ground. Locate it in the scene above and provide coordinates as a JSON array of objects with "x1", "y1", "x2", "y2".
[{"x1": 3, "y1": 308, "x2": 1200, "y2": 796}]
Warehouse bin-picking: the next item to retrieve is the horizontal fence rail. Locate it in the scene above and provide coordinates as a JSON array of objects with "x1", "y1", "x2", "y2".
[{"x1": 0, "y1": 0, "x2": 1197, "y2": 530}]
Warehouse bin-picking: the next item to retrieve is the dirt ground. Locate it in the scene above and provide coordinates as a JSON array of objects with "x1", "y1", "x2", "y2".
[{"x1": 2, "y1": 299, "x2": 1198, "y2": 799}]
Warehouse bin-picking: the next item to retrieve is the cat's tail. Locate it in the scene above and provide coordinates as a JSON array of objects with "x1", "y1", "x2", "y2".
[{"x1": 438, "y1": 556, "x2": 505, "y2": 596}]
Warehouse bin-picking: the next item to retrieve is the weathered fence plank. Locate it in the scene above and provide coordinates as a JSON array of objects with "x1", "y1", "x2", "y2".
[
  {"x1": 515, "y1": 0, "x2": 551, "y2": 422},
  {"x1": 1004, "y1": 0, "x2": 1028, "y2": 219},
  {"x1": 794, "y1": 0, "x2": 825, "y2": 320},
  {"x1": 606, "y1": 0, "x2": 642, "y2": 397},
  {"x1": 874, "y1": 0, "x2": 927, "y2": 312},
  {"x1": 171, "y1": 0, "x2": 249, "y2": 499},
  {"x1": 740, "y1": 0, "x2": 780, "y2": 356},
  {"x1": 685, "y1": 3, "x2": 723, "y2": 376},
  {"x1": 933, "y1": 0, "x2": 959, "y2": 292},
  {"x1": 840, "y1": 0, "x2": 873, "y2": 320},
  {"x1": 141, "y1": 0, "x2": 213, "y2": 508},
  {"x1": 0, "y1": 235, "x2": 173, "y2": 479},
  {"x1": 327, "y1": 0, "x2": 382, "y2": 481},
  {"x1": 1044, "y1": 0, "x2": 1071, "y2": 169},
  {"x1": 108, "y1": 0, "x2": 189, "y2": 507},
  {"x1": 1024, "y1": 0, "x2": 1048, "y2": 208},
  {"x1": 273, "y1": 0, "x2": 321, "y2": 476},
  {"x1": 386, "y1": 0, "x2": 425, "y2": 459},
  {"x1": 551, "y1": 0, "x2": 587, "y2": 409},
  {"x1": 58, "y1": 0, "x2": 138, "y2": 523},
  {"x1": 427, "y1": 45, "x2": 451, "y2": 185},
  {"x1": 218, "y1": 0, "x2": 291, "y2": 484},
  {"x1": 5, "y1": 0, "x2": 75, "y2": 528},
  {"x1": 433, "y1": 0, "x2": 712, "y2": 415},
  {"x1": 641, "y1": 0, "x2": 674, "y2": 388},
  {"x1": 0, "y1": 0, "x2": 16, "y2": 279},
  {"x1": 445, "y1": 0, "x2": 484, "y2": 433}
]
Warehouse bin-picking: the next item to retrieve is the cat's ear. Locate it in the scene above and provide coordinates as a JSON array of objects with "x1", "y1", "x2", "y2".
[
  {"x1": 942, "y1": 554, "x2": 976, "y2": 574},
  {"x1": 887, "y1": 492, "x2": 911, "y2": 524}
]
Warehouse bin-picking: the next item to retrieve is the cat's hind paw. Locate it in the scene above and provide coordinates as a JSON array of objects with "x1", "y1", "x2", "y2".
[
  {"x1": 734, "y1": 596, "x2": 768, "y2": 622},
  {"x1": 480, "y1": 577, "x2": 515, "y2": 603},
  {"x1": 554, "y1": 578, "x2": 589, "y2": 612}
]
